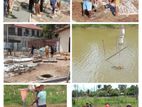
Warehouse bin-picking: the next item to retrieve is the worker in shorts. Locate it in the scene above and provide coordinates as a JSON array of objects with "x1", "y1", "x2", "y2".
[
  {"x1": 115, "y1": 0, "x2": 120, "y2": 16},
  {"x1": 29, "y1": 0, "x2": 34, "y2": 13},
  {"x1": 82, "y1": 0, "x2": 93, "y2": 18},
  {"x1": 50, "y1": 0, "x2": 57, "y2": 14},
  {"x1": 6, "y1": 0, "x2": 16, "y2": 18},
  {"x1": 40, "y1": 0, "x2": 44, "y2": 12},
  {"x1": 34, "y1": 0, "x2": 41, "y2": 16},
  {"x1": 45, "y1": 46, "x2": 49, "y2": 58},
  {"x1": 57, "y1": 0, "x2": 61, "y2": 10}
]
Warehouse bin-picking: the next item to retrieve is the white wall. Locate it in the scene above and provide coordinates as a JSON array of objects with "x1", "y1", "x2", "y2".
[{"x1": 59, "y1": 29, "x2": 70, "y2": 53}]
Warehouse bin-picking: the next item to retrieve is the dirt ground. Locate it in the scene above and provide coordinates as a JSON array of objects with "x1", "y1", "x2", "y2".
[
  {"x1": 31, "y1": 1, "x2": 70, "y2": 22},
  {"x1": 4, "y1": 0, "x2": 70, "y2": 22},
  {"x1": 4, "y1": 56, "x2": 70, "y2": 83},
  {"x1": 72, "y1": 0, "x2": 138, "y2": 22}
]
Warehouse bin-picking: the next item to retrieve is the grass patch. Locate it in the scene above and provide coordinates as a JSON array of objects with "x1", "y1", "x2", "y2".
[
  {"x1": 4, "y1": 85, "x2": 67, "y2": 106},
  {"x1": 73, "y1": 96, "x2": 138, "y2": 107}
]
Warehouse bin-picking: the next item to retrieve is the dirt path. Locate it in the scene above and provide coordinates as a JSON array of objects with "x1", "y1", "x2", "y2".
[
  {"x1": 72, "y1": 1, "x2": 138, "y2": 22},
  {"x1": 4, "y1": 60, "x2": 69, "y2": 83}
]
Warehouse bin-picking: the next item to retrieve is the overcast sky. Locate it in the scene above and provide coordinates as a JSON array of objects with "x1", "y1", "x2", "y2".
[{"x1": 72, "y1": 84, "x2": 137, "y2": 91}]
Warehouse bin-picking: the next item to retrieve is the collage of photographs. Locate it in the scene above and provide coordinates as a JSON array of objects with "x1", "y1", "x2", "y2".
[{"x1": 2, "y1": 0, "x2": 140, "y2": 107}]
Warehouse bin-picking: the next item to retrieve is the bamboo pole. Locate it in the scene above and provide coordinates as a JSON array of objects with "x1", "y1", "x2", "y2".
[
  {"x1": 105, "y1": 46, "x2": 127, "y2": 61},
  {"x1": 102, "y1": 40, "x2": 105, "y2": 57}
]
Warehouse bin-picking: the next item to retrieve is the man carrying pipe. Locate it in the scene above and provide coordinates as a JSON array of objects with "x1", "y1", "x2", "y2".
[{"x1": 31, "y1": 85, "x2": 47, "y2": 107}]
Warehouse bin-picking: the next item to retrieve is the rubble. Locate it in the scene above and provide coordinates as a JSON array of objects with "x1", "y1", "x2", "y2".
[
  {"x1": 4, "y1": 58, "x2": 33, "y2": 64},
  {"x1": 4, "y1": 63, "x2": 38, "y2": 77}
]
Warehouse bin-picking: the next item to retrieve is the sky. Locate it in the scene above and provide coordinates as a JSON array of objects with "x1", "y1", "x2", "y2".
[{"x1": 72, "y1": 83, "x2": 137, "y2": 91}]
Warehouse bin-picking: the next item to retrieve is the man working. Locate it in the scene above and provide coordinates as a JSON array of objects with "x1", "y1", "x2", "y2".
[
  {"x1": 82, "y1": 0, "x2": 93, "y2": 18},
  {"x1": 50, "y1": 0, "x2": 57, "y2": 14},
  {"x1": 29, "y1": 0, "x2": 34, "y2": 13},
  {"x1": 31, "y1": 85, "x2": 47, "y2": 107}
]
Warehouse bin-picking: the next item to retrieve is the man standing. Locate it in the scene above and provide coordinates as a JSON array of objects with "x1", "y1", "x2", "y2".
[
  {"x1": 45, "y1": 46, "x2": 49, "y2": 58},
  {"x1": 57, "y1": 0, "x2": 61, "y2": 10},
  {"x1": 31, "y1": 85, "x2": 47, "y2": 107},
  {"x1": 50, "y1": 0, "x2": 57, "y2": 14},
  {"x1": 40, "y1": 0, "x2": 44, "y2": 12},
  {"x1": 29, "y1": 0, "x2": 34, "y2": 13},
  {"x1": 34, "y1": 0, "x2": 41, "y2": 16},
  {"x1": 6, "y1": 0, "x2": 15, "y2": 18}
]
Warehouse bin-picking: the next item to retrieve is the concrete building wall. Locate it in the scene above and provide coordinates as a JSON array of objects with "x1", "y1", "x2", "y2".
[
  {"x1": 4, "y1": 24, "x2": 42, "y2": 51},
  {"x1": 58, "y1": 29, "x2": 70, "y2": 53}
]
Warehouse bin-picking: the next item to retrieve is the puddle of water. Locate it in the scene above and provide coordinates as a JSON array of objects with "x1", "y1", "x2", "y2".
[{"x1": 72, "y1": 26, "x2": 138, "y2": 83}]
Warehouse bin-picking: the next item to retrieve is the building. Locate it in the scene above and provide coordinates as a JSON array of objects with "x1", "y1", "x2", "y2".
[
  {"x1": 54, "y1": 25, "x2": 70, "y2": 53},
  {"x1": 4, "y1": 24, "x2": 70, "y2": 53},
  {"x1": 28, "y1": 24, "x2": 70, "y2": 53},
  {"x1": 4, "y1": 24, "x2": 43, "y2": 50}
]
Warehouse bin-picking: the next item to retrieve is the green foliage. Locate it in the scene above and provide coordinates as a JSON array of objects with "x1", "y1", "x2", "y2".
[
  {"x1": 110, "y1": 89, "x2": 119, "y2": 96},
  {"x1": 72, "y1": 85, "x2": 138, "y2": 98},
  {"x1": 4, "y1": 85, "x2": 67, "y2": 106},
  {"x1": 72, "y1": 24, "x2": 137, "y2": 29},
  {"x1": 118, "y1": 85, "x2": 127, "y2": 95},
  {"x1": 37, "y1": 24, "x2": 68, "y2": 39},
  {"x1": 126, "y1": 85, "x2": 138, "y2": 96},
  {"x1": 95, "y1": 90, "x2": 108, "y2": 97},
  {"x1": 72, "y1": 96, "x2": 138, "y2": 107},
  {"x1": 72, "y1": 85, "x2": 138, "y2": 107}
]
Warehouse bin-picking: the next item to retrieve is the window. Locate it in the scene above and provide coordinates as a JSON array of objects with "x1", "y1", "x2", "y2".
[
  {"x1": 17, "y1": 28, "x2": 22, "y2": 36},
  {"x1": 32, "y1": 30, "x2": 35, "y2": 36},
  {"x1": 37, "y1": 30, "x2": 39, "y2": 37},
  {"x1": 25, "y1": 29, "x2": 29, "y2": 36},
  {"x1": 8, "y1": 27, "x2": 15, "y2": 35}
]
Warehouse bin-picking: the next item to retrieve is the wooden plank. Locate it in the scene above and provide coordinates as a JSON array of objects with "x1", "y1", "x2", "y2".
[
  {"x1": 37, "y1": 75, "x2": 70, "y2": 83},
  {"x1": 105, "y1": 46, "x2": 127, "y2": 61},
  {"x1": 33, "y1": 59, "x2": 42, "y2": 63},
  {"x1": 43, "y1": 60, "x2": 57, "y2": 63}
]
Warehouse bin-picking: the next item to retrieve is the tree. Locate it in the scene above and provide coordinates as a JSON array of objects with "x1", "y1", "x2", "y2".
[
  {"x1": 37, "y1": 24, "x2": 68, "y2": 39},
  {"x1": 95, "y1": 90, "x2": 108, "y2": 97},
  {"x1": 103, "y1": 85, "x2": 112, "y2": 96},
  {"x1": 126, "y1": 85, "x2": 138, "y2": 97},
  {"x1": 86, "y1": 89, "x2": 90, "y2": 96},
  {"x1": 97, "y1": 85, "x2": 101, "y2": 90},
  {"x1": 118, "y1": 85, "x2": 127, "y2": 95},
  {"x1": 110, "y1": 88, "x2": 119, "y2": 96}
]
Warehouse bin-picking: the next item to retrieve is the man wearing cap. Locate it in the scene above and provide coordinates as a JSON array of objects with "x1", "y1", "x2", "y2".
[{"x1": 31, "y1": 85, "x2": 47, "y2": 107}]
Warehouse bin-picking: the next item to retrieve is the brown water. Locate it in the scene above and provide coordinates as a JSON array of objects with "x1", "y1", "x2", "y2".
[{"x1": 72, "y1": 26, "x2": 138, "y2": 83}]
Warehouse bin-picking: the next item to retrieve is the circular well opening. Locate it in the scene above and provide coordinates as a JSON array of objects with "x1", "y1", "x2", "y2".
[{"x1": 40, "y1": 74, "x2": 53, "y2": 78}]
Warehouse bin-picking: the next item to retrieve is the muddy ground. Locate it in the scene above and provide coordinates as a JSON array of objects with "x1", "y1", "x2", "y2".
[
  {"x1": 72, "y1": 0, "x2": 138, "y2": 22},
  {"x1": 4, "y1": 55, "x2": 70, "y2": 83}
]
